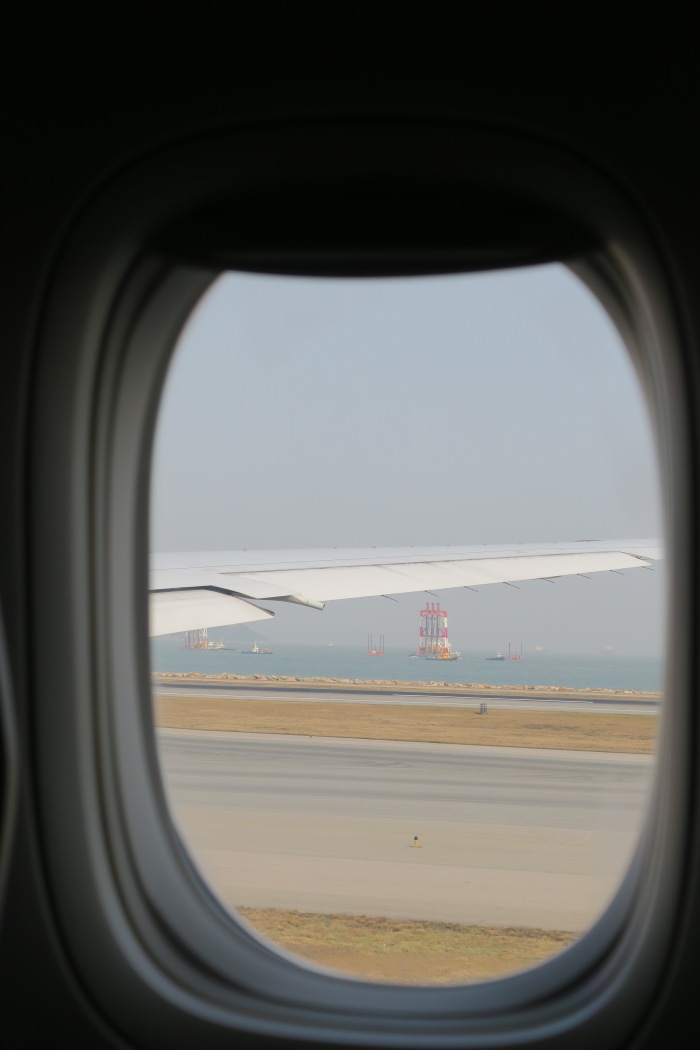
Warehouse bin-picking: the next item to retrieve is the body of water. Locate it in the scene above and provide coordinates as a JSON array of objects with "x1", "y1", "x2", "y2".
[{"x1": 151, "y1": 639, "x2": 663, "y2": 693}]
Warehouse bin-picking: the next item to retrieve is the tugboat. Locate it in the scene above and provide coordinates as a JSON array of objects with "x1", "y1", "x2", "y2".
[
  {"x1": 486, "y1": 651, "x2": 506, "y2": 661},
  {"x1": 241, "y1": 642, "x2": 273, "y2": 654}
]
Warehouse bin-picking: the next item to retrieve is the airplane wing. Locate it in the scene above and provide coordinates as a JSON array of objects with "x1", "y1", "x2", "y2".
[{"x1": 149, "y1": 539, "x2": 663, "y2": 637}]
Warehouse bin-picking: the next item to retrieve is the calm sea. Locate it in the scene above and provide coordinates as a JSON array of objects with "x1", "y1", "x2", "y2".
[{"x1": 150, "y1": 639, "x2": 663, "y2": 693}]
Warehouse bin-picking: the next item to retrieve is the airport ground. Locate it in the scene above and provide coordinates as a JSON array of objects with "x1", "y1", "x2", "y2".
[
  {"x1": 152, "y1": 675, "x2": 658, "y2": 983},
  {"x1": 152, "y1": 674, "x2": 658, "y2": 753}
]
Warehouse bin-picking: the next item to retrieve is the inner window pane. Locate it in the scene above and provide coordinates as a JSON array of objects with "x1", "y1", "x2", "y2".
[{"x1": 149, "y1": 266, "x2": 664, "y2": 985}]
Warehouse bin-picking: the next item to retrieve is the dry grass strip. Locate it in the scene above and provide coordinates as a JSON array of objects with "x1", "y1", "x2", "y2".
[
  {"x1": 237, "y1": 907, "x2": 577, "y2": 984},
  {"x1": 153, "y1": 696, "x2": 656, "y2": 754}
]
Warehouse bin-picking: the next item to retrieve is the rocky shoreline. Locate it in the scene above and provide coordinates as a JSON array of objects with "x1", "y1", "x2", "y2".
[{"x1": 151, "y1": 671, "x2": 659, "y2": 701}]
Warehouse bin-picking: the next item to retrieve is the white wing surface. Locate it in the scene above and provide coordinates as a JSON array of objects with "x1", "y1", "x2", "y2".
[{"x1": 149, "y1": 539, "x2": 662, "y2": 637}]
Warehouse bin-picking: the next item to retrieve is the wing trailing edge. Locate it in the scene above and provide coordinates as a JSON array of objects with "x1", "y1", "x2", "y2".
[{"x1": 148, "y1": 539, "x2": 663, "y2": 637}]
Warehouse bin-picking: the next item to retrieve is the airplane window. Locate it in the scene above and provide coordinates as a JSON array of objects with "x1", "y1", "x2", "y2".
[{"x1": 149, "y1": 265, "x2": 664, "y2": 985}]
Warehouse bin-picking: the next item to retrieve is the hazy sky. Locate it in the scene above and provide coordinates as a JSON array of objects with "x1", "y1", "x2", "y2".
[{"x1": 150, "y1": 265, "x2": 664, "y2": 656}]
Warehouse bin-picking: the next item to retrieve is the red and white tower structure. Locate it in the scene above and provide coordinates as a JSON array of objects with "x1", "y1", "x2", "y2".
[{"x1": 417, "y1": 602, "x2": 460, "y2": 660}]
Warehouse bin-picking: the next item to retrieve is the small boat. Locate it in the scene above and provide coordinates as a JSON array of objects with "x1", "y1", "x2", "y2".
[
  {"x1": 486, "y1": 652, "x2": 505, "y2": 661},
  {"x1": 241, "y1": 642, "x2": 273, "y2": 654}
]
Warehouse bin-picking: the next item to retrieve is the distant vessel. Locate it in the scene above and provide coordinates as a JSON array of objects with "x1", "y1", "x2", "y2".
[
  {"x1": 486, "y1": 652, "x2": 505, "y2": 661},
  {"x1": 414, "y1": 602, "x2": 461, "y2": 660},
  {"x1": 183, "y1": 628, "x2": 225, "y2": 651},
  {"x1": 509, "y1": 642, "x2": 524, "y2": 661},
  {"x1": 242, "y1": 642, "x2": 273, "y2": 655},
  {"x1": 367, "y1": 634, "x2": 384, "y2": 655}
]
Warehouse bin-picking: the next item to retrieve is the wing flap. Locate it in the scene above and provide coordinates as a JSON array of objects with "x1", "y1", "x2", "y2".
[{"x1": 149, "y1": 590, "x2": 273, "y2": 637}]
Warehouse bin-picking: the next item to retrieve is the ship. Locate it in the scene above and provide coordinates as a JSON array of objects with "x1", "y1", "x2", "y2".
[
  {"x1": 486, "y1": 652, "x2": 506, "y2": 661},
  {"x1": 367, "y1": 634, "x2": 384, "y2": 655},
  {"x1": 241, "y1": 642, "x2": 273, "y2": 654}
]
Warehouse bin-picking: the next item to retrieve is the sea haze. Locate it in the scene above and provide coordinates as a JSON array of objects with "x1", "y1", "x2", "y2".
[{"x1": 150, "y1": 639, "x2": 662, "y2": 693}]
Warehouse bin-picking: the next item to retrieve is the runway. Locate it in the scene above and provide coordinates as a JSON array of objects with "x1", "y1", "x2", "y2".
[
  {"x1": 154, "y1": 681, "x2": 659, "y2": 715},
  {"x1": 157, "y1": 729, "x2": 654, "y2": 933}
]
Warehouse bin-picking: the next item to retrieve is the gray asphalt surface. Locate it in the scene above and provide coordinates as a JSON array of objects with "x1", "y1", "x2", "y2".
[{"x1": 158, "y1": 729, "x2": 654, "y2": 932}]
